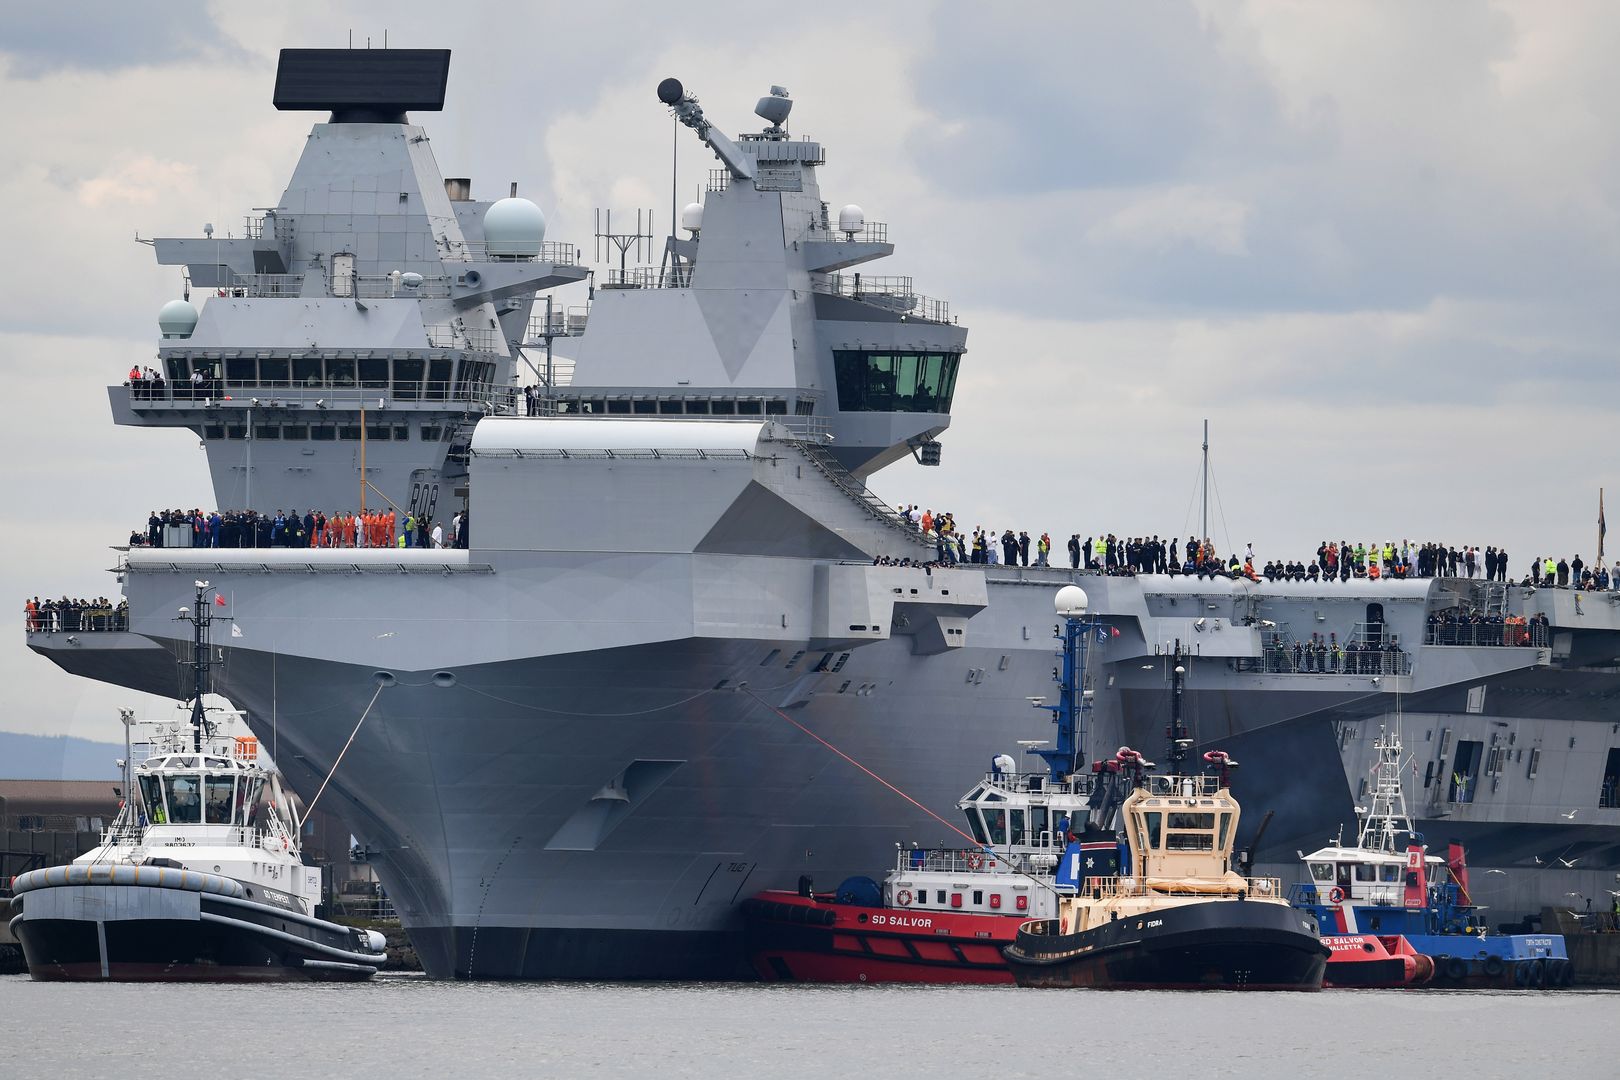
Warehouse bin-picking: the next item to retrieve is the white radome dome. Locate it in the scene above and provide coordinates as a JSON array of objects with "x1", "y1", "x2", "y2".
[
  {"x1": 680, "y1": 202, "x2": 704, "y2": 233},
  {"x1": 1054, "y1": 585, "x2": 1089, "y2": 617},
  {"x1": 837, "y1": 204, "x2": 865, "y2": 234},
  {"x1": 483, "y1": 197, "x2": 547, "y2": 257},
  {"x1": 158, "y1": 299, "x2": 198, "y2": 338}
]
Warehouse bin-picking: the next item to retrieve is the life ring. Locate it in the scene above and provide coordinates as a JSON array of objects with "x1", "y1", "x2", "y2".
[
  {"x1": 965, "y1": 851, "x2": 985, "y2": 870},
  {"x1": 1483, "y1": 955, "x2": 1505, "y2": 978},
  {"x1": 1327, "y1": 886, "x2": 1346, "y2": 905},
  {"x1": 895, "y1": 889, "x2": 913, "y2": 907}
]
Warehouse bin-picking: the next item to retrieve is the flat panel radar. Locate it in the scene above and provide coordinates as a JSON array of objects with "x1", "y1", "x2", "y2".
[{"x1": 272, "y1": 48, "x2": 451, "y2": 122}]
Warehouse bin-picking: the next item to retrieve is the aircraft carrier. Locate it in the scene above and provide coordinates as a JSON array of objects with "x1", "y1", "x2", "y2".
[{"x1": 28, "y1": 49, "x2": 1620, "y2": 978}]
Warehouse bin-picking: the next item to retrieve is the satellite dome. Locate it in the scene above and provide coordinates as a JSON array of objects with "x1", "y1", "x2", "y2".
[
  {"x1": 483, "y1": 197, "x2": 546, "y2": 257},
  {"x1": 680, "y1": 202, "x2": 704, "y2": 234},
  {"x1": 1054, "y1": 585, "x2": 1089, "y2": 617},
  {"x1": 837, "y1": 204, "x2": 865, "y2": 234},
  {"x1": 157, "y1": 299, "x2": 198, "y2": 339}
]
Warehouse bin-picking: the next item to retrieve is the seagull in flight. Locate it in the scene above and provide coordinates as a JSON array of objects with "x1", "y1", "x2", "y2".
[
  {"x1": 1484, "y1": 869, "x2": 1506, "y2": 875},
  {"x1": 1561, "y1": 809, "x2": 1579, "y2": 819},
  {"x1": 1558, "y1": 857, "x2": 1581, "y2": 868},
  {"x1": 1533, "y1": 856, "x2": 1544, "y2": 865}
]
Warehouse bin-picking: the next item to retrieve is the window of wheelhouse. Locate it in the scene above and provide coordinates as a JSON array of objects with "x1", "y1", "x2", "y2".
[
  {"x1": 1142, "y1": 811, "x2": 1162, "y2": 849},
  {"x1": 139, "y1": 775, "x2": 166, "y2": 824},
  {"x1": 1031, "y1": 805, "x2": 1049, "y2": 843},
  {"x1": 965, "y1": 809, "x2": 989, "y2": 846},
  {"x1": 1309, "y1": 862, "x2": 1334, "y2": 883},
  {"x1": 1165, "y1": 811, "x2": 1214, "y2": 852},
  {"x1": 164, "y1": 775, "x2": 202, "y2": 824},
  {"x1": 1008, "y1": 808, "x2": 1027, "y2": 846},
  {"x1": 983, "y1": 808, "x2": 1007, "y2": 845},
  {"x1": 204, "y1": 774, "x2": 235, "y2": 824}
]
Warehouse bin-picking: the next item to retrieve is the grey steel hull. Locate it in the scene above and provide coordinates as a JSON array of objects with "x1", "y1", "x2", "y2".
[{"x1": 34, "y1": 560, "x2": 1620, "y2": 980}]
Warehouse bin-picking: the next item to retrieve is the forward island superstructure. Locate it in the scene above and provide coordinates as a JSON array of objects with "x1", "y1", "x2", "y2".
[{"x1": 29, "y1": 49, "x2": 1620, "y2": 979}]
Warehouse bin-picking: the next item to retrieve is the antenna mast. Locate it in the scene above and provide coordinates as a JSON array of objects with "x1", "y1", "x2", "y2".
[
  {"x1": 1201, "y1": 419, "x2": 1209, "y2": 548},
  {"x1": 594, "y1": 208, "x2": 654, "y2": 281},
  {"x1": 180, "y1": 580, "x2": 216, "y2": 753}
]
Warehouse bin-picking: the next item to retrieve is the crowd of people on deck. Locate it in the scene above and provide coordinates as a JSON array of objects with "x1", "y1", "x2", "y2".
[
  {"x1": 1426, "y1": 608, "x2": 1551, "y2": 647},
  {"x1": 1261, "y1": 632, "x2": 1408, "y2": 675},
  {"x1": 127, "y1": 365, "x2": 225, "y2": 400},
  {"x1": 887, "y1": 509, "x2": 1619, "y2": 591},
  {"x1": 132, "y1": 507, "x2": 470, "y2": 550},
  {"x1": 24, "y1": 596, "x2": 127, "y2": 633}
]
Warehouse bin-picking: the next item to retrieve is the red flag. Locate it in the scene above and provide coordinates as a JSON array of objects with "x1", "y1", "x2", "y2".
[
  {"x1": 214, "y1": 594, "x2": 227, "y2": 607},
  {"x1": 1110, "y1": 627, "x2": 1120, "y2": 637}
]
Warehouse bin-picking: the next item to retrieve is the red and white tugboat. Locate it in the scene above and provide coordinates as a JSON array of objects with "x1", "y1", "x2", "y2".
[{"x1": 744, "y1": 585, "x2": 1112, "y2": 983}]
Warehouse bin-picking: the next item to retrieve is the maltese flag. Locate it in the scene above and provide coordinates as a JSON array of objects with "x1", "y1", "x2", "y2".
[{"x1": 213, "y1": 593, "x2": 227, "y2": 607}]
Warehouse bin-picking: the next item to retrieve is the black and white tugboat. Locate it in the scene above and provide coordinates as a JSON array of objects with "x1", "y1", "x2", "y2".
[
  {"x1": 1003, "y1": 647, "x2": 1329, "y2": 990},
  {"x1": 7, "y1": 582, "x2": 386, "y2": 981}
]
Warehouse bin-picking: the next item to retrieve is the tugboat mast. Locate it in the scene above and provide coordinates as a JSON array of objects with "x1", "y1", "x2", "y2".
[
  {"x1": 1167, "y1": 639, "x2": 1191, "y2": 771},
  {"x1": 180, "y1": 580, "x2": 215, "y2": 753},
  {"x1": 1037, "y1": 585, "x2": 1095, "y2": 783}
]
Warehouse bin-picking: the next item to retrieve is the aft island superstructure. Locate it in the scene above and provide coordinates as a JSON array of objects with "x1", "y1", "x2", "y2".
[{"x1": 29, "y1": 49, "x2": 1620, "y2": 979}]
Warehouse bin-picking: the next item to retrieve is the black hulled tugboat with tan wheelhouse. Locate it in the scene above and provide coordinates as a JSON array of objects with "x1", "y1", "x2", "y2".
[{"x1": 1003, "y1": 629, "x2": 1329, "y2": 990}]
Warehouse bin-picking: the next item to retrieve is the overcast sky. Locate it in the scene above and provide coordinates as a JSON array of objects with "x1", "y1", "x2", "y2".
[{"x1": 3, "y1": 1, "x2": 1616, "y2": 749}]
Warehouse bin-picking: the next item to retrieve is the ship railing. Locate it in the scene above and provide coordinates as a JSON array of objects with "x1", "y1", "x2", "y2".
[
  {"x1": 439, "y1": 239, "x2": 580, "y2": 265},
  {"x1": 523, "y1": 307, "x2": 591, "y2": 343},
  {"x1": 423, "y1": 324, "x2": 506, "y2": 353},
  {"x1": 1140, "y1": 774, "x2": 1224, "y2": 797},
  {"x1": 123, "y1": 380, "x2": 513, "y2": 410},
  {"x1": 805, "y1": 221, "x2": 890, "y2": 244},
  {"x1": 1079, "y1": 875, "x2": 1283, "y2": 900},
  {"x1": 787, "y1": 439, "x2": 931, "y2": 545},
  {"x1": 24, "y1": 608, "x2": 129, "y2": 633},
  {"x1": 810, "y1": 273, "x2": 952, "y2": 324},
  {"x1": 979, "y1": 770, "x2": 1099, "y2": 797},
  {"x1": 1424, "y1": 622, "x2": 1549, "y2": 648},
  {"x1": 347, "y1": 274, "x2": 454, "y2": 299},
  {"x1": 1236, "y1": 649, "x2": 1412, "y2": 676},
  {"x1": 224, "y1": 273, "x2": 306, "y2": 298},
  {"x1": 336, "y1": 894, "x2": 399, "y2": 923},
  {"x1": 600, "y1": 266, "x2": 693, "y2": 289},
  {"x1": 893, "y1": 846, "x2": 1063, "y2": 875}
]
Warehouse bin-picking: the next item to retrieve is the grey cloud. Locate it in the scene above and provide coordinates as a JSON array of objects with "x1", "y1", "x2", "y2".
[{"x1": 0, "y1": 1, "x2": 248, "y2": 77}]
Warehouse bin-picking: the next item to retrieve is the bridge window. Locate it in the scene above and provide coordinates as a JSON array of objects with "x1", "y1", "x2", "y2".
[
  {"x1": 984, "y1": 808, "x2": 1007, "y2": 846},
  {"x1": 1309, "y1": 862, "x2": 1334, "y2": 882},
  {"x1": 1143, "y1": 811, "x2": 1162, "y2": 849},
  {"x1": 205, "y1": 775, "x2": 235, "y2": 824},
  {"x1": 1380, "y1": 865, "x2": 1401, "y2": 882},
  {"x1": 737, "y1": 401, "x2": 762, "y2": 415},
  {"x1": 259, "y1": 357, "x2": 290, "y2": 385},
  {"x1": 293, "y1": 356, "x2": 323, "y2": 387},
  {"x1": 164, "y1": 775, "x2": 202, "y2": 825},
  {"x1": 1354, "y1": 863, "x2": 1378, "y2": 882},
  {"x1": 833, "y1": 350, "x2": 961, "y2": 413},
  {"x1": 965, "y1": 811, "x2": 988, "y2": 846}
]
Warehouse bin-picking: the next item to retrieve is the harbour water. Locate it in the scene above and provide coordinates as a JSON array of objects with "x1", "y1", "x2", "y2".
[{"x1": 2, "y1": 975, "x2": 1614, "y2": 1078}]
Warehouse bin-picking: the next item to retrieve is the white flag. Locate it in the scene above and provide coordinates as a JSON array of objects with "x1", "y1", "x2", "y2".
[{"x1": 230, "y1": 623, "x2": 243, "y2": 638}]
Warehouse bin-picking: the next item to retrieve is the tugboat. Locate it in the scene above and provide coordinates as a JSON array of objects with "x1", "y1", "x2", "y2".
[
  {"x1": 7, "y1": 582, "x2": 386, "y2": 981},
  {"x1": 743, "y1": 586, "x2": 1107, "y2": 983},
  {"x1": 1001, "y1": 625, "x2": 1329, "y2": 990},
  {"x1": 1292, "y1": 717, "x2": 1573, "y2": 989}
]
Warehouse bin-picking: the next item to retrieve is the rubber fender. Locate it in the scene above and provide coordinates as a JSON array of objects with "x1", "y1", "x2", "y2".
[
  {"x1": 1483, "y1": 955, "x2": 1505, "y2": 978},
  {"x1": 1527, "y1": 959, "x2": 1545, "y2": 988},
  {"x1": 1410, "y1": 953, "x2": 1435, "y2": 984},
  {"x1": 1513, "y1": 961, "x2": 1531, "y2": 987},
  {"x1": 1444, "y1": 956, "x2": 1469, "y2": 981}
]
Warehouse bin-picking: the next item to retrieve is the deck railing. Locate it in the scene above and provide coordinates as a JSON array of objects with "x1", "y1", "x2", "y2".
[{"x1": 1425, "y1": 622, "x2": 1549, "y2": 648}]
